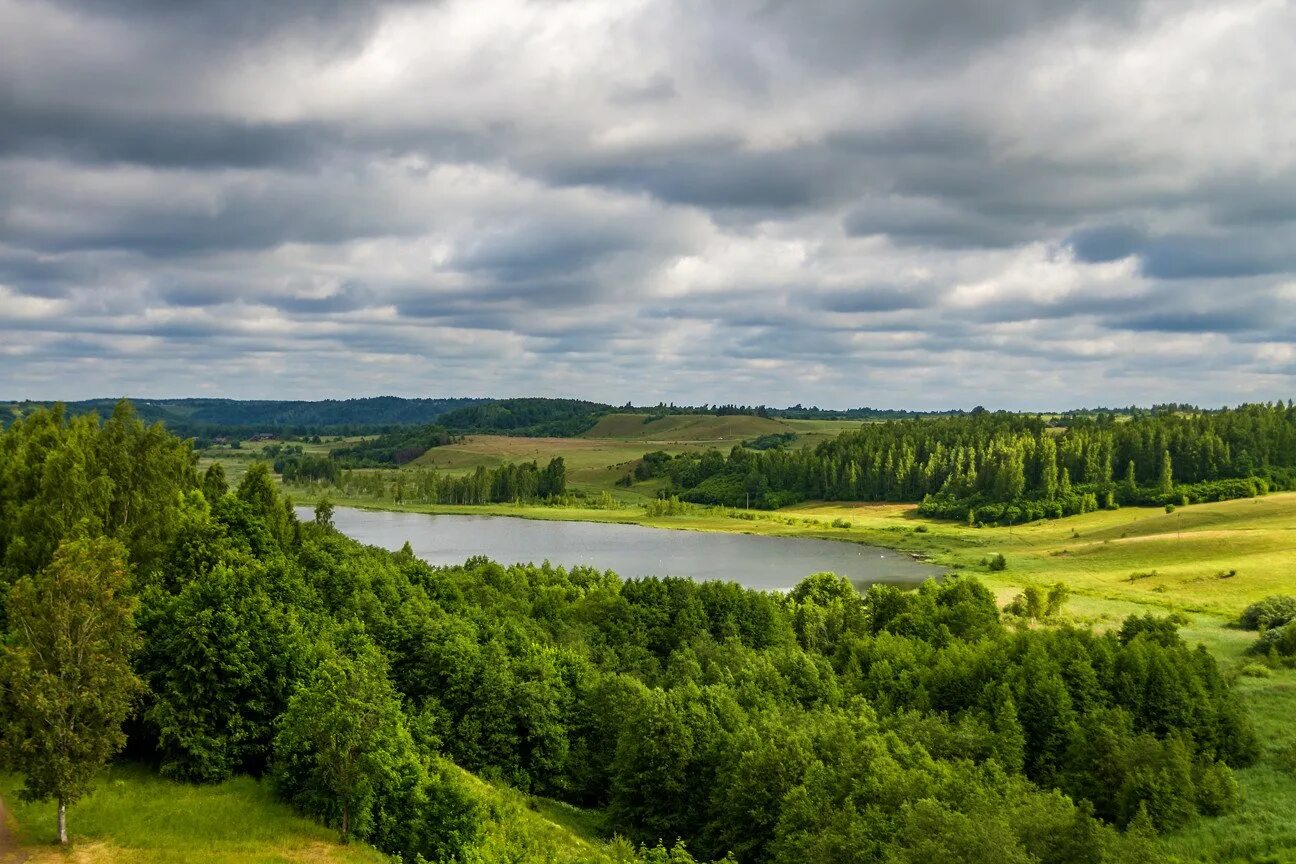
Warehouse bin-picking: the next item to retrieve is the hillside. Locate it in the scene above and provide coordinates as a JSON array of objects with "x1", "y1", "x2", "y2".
[
  {"x1": 581, "y1": 412, "x2": 793, "y2": 441},
  {"x1": 1, "y1": 397, "x2": 486, "y2": 435},
  {"x1": 1, "y1": 763, "x2": 628, "y2": 864},
  {"x1": 1, "y1": 765, "x2": 388, "y2": 864}
]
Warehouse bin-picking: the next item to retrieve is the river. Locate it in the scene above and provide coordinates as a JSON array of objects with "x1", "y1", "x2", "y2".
[{"x1": 309, "y1": 506, "x2": 941, "y2": 592}]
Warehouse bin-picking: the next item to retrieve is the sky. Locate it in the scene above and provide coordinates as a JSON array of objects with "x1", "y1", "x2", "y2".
[{"x1": 2, "y1": 0, "x2": 1294, "y2": 410}]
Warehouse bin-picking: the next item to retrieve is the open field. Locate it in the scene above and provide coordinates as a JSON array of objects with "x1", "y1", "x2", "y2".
[
  {"x1": 398, "y1": 415, "x2": 864, "y2": 496},
  {"x1": 409, "y1": 433, "x2": 673, "y2": 497},
  {"x1": 786, "y1": 493, "x2": 1296, "y2": 617}
]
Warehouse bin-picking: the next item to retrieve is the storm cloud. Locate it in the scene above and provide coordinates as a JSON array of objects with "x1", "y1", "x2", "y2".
[{"x1": 1, "y1": 0, "x2": 1294, "y2": 408}]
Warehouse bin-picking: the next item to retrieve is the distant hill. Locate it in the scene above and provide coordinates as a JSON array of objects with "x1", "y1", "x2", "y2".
[
  {"x1": 438, "y1": 398, "x2": 614, "y2": 437},
  {"x1": 0, "y1": 397, "x2": 488, "y2": 436}
]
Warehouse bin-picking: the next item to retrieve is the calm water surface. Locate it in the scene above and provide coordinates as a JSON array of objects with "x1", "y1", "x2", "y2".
[{"x1": 310, "y1": 506, "x2": 942, "y2": 592}]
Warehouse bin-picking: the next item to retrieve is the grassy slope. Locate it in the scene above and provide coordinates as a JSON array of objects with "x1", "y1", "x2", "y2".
[
  {"x1": 1, "y1": 765, "x2": 387, "y2": 864},
  {"x1": 399, "y1": 415, "x2": 862, "y2": 498},
  {"x1": 2, "y1": 764, "x2": 623, "y2": 864}
]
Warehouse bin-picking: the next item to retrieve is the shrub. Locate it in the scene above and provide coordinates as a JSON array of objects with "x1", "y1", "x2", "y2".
[
  {"x1": 831, "y1": 518, "x2": 852, "y2": 529},
  {"x1": 1248, "y1": 620, "x2": 1296, "y2": 658},
  {"x1": 1194, "y1": 761, "x2": 1242, "y2": 817},
  {"x1": 986, "y1": 553, "x2": 1007, "y2": 571},
  {"x1": 1239, "y1": 595, "x2": 1296, "y2": 631}
]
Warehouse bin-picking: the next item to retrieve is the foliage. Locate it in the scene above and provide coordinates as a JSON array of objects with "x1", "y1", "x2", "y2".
[
  {"x1": 4, "y1": 396, "x2": 486, "y2": 438},
  {"x1": 273, "y1": 635, "x2": 479, "y2": 859},
  {"x1": 641, "y1": 404, "x2": 1296, "y2": 518},
  {"x1": 329, "y1": 424, "x2": 455, "y2": 467},
  {"x1": 0, "y1": 537, "x2": 143, "y2": 841},
  {"x1": 0, "y1": 400, "x2": 197, "y2": 581},
  {"x1": 1239, "y1": 595, "x2": 1296, "y2": 631},
  {"x1": 440, "y1": 398, "x2": 614, "y2": 437},
  {"x1": 0, "y1": 401, "x2": 1276, "y2": 862},
  {"x1": 324, "y1": 457, "x2": 567, "y2": 505}
]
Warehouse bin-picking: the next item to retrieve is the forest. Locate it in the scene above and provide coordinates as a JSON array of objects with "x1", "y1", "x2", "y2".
[
  {"x1": 1, "y1": 397, "x2": 485, "y2": 439},
  {"x1": 645, "y1": 404, "x2": 1296, "y2": 521},
  {"x1": 0, "y1": 400, "x2": 1276, "y2": 862}
]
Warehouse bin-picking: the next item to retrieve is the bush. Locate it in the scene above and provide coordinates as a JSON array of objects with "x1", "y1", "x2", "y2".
[
  {"x1": 1194, "y1": 761, "x2": 1242, "y2": 817},
  {"x1": 1248, "y1": 620, "x2": 1296, "y2": 658},
  {"x1": 986, "y1": 553, "x2": 1007, "y2": 571},
  {"x1": 831, "y1": 518, "x2": 852, "y2": 529},
  {"x1": 1240, "y1": 595, "x2": 1296, "y2": 631}
]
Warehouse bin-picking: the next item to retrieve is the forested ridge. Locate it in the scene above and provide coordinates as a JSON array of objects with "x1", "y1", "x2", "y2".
[
  {"x1": 1, "y1": 397, "x2": 487, "y2": 438},
  {"x1": 0, "y1": 399, "x2": 1265, "y2": 862},
  {"x1": 647, "y1": 404, "x2": 1296, "y2": 521}
]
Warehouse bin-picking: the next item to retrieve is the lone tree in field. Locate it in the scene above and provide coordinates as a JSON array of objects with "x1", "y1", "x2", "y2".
[{"x1": 1, "y1": 537, "x2": 142, "y2": 844}]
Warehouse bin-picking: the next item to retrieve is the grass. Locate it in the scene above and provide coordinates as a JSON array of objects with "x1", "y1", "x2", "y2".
[
  {"x1": 1160, "y1": 669, "x2": 1296, "y2": 863},
  {"x1": 0, "y1": 762, "x2": 628, "y2": 864},
  {"x1": 1, "y1": 764, "x2": 387, "y2": 863},
  {"x1": 450, "y1": 767, "x2": 628, "y2": 863}
]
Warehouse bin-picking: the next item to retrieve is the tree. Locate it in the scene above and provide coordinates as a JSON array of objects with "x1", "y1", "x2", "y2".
[
  {"x1": 0, "y1": 537, "x2": 142, "y2": 844},
  {"x1": 202, "y1": 462, "x2": 229, "y2": 502},
  {"x1": 1157, "y1": 450, "x2": 1174, "y2": 497},
  {"x1": 314, "y1": 497, "x2": 335, "y2": 529},
  {"x1": 1123, "y1": 460, "x2": 1138, "y2": 503},
  {"x1": 273, "y1": 640, "x2": 410, "y2": 843}
]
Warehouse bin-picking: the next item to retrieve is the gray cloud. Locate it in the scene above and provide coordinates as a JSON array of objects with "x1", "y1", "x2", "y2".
[{"x1": 1, "y1": 0, "x2": 1294, "y2": 408}]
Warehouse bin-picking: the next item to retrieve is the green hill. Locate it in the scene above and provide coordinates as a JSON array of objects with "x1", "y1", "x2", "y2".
[{"x1": 2, "y1": 763, "x2": 626, "y2": 864}]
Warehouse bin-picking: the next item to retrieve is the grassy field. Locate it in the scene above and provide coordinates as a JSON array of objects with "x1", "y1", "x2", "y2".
[
  {"x1": 1, "y1": 765, "x2": 387, "y2": 863},
  {"x1": 1, "y1": 764, "x2": 628, "y2": 864},
  {"x1": 402, "y1": 414, "x2": 863, "y2": 498},
  {"x1": 197, "y1": 413, "x2": 866, "y2": 502}
]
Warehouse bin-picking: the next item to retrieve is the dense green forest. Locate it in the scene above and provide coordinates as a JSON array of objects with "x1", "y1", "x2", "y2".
[
  {"x1": 0, "y1": 399, "x2": 1275, "y2": 862},
  {"x1": 1, "y1": 397, "x2": 486, "y2": 438},
  {"x1": 438, "y1": 398, "x2": 614, "y2": 437},
  {"x1": 644, "y1": 404, "x2": 1296, "y2": 521}
]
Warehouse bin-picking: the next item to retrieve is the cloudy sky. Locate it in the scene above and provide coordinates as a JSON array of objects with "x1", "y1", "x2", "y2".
[{"x1": 2, "y1": 0, "x2": 1294, "y2": 409}]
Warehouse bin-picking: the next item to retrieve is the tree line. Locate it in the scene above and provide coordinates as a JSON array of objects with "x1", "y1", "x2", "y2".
[
  {"x1": 320, "y1": 458, "x2": 568, "y2": 505},
  {"x1": 0, "y1": 399, "x2": 1262, "y2": 862},
  {"x1": 640, "y1": 403, "x2": 1296, "y2": 521}
]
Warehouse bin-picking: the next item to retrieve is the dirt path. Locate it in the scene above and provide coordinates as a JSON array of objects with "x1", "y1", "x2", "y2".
[{"x1": 0, "y1": 797, "x2": 25, "y2": 863}]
